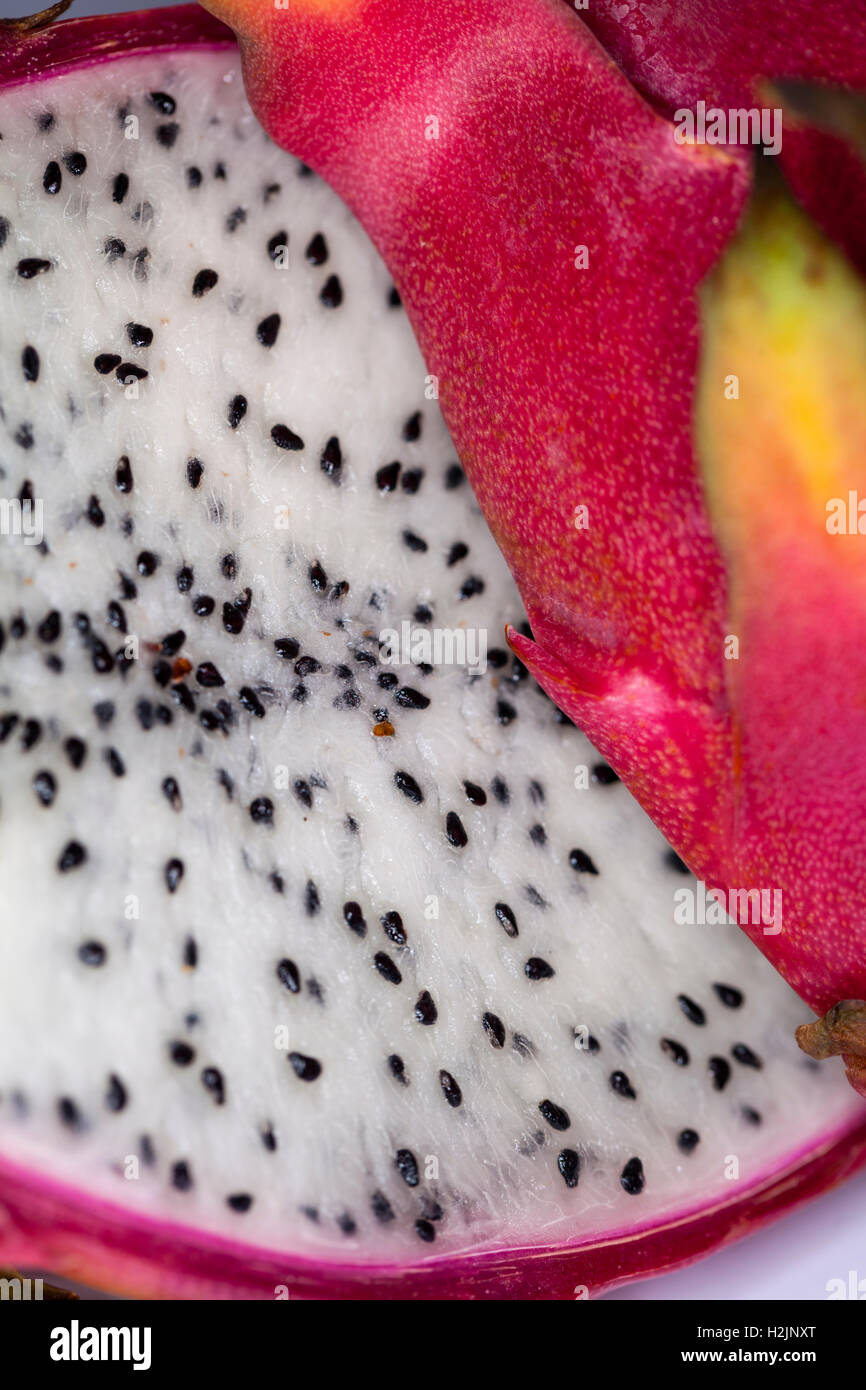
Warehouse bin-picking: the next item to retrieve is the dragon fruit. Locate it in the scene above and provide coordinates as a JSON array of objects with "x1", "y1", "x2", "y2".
[
  {"x1": 204, "y1": 0, "x2": 866, "y2": 1093},
  {"x1": 0, "y1": 3, "x2": 865, "y2": 1302}
]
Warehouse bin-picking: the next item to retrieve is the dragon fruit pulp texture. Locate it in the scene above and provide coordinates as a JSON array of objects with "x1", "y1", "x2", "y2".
[
  {"x1": 203, "y1": 0, "x2": 866, "y2": 1085},
  {"x1": 1, "y1": 5, "x2": 866, "y2": 1304}
]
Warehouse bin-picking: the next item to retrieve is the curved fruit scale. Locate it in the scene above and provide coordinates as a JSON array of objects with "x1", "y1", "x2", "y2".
[
  {"x1": 204, "y1": 0, "x2": 866, "y2": 1085},
  {"x1": 0, "y1": 6, "x2": 865, "y2": 1301}
]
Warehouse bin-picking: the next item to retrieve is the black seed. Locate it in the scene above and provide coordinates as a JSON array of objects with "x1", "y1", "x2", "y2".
[
  {"x1": 221, "y1": 553, "x2": 237, "y2": 579},
  {"x1": 236, "y1": 686, "x2": 264, "y2": 719},
  {"x1": 713, "y1": 983, "x2": 744, "y2": 1009},
  {"x1": 525, "y1": 957, "x2": 554, "y2": 981},
  {"x1": 172, "y1": 1161, "x2": 193, "y2": 1191},
  {"x1": 378, "y1": 911, "x2": 404, "y2": 946},
  {"x1": 539, "y1": 1099, "x2": 570, "y2": 1131},
  {"x1": 89, "y1": 637, "x2": 113, "y2": 674},
  {"x1": 149, "y1": 91, "x2": 176, "y2": 115},
  {"x1": 387, "y1": 1054, "x2": 408, "y2": 1085},
  {"x1": 202, "y1": 1068, "x2": 225, "y2": 1105},
  {"x1": 277, "y1": 959, "x2": 301, "y2": 994},
  {"x1": 274, "y1": 636, "x2": 300, "y2": 659},
  {"x1": 569, "y1": 848, "x2": 599, "y2": 876},
  {"x1": 491, "y1": 776, "x2": 510, "y2": 805},
  {"x1": 445, "y1": 541, "x2": 469, "y2": 568},
  {"x1": 183, "y1": 937, "x2": 197, "y2": 968},
  {"x1": 374, "y1": 952, "x2": 402, "y2": 985},
  {"x1": 399, "y1": 468, "x2": 423, "y2": 495},
  {"x1": 377, "y1": 672, "x2": 398, "y2": 690},
  {"x1": 320, "y1": 435, "x2": 342, "y2": 483},
  {"x1": 320, "y1": 273, "x2": 343, "y2": 307},
  {"x1": 106, "y1": 1075, "x2": 127, "y2": 1112},
  {"x1": 439, "y1": 1070, "x2": 462, "y2": 1107},
  {"x1": 249, "y1": 797, "x2": 274, "y2": 826},
  {"x1": 196, "y1": 662, "x2": 224, "y2": 688},
  {"x1": 305, "y1": 880, "x2": 320, "y2": 916},
  {"x1": 732, "y1": 1042, "x2": 762, "y2": 1069},
  {"x1": 21, "y1": 345, "x2": 40, "y2": 382},
  {"x1": 103, "y1": 747, "x2": 125, "y2": 778},
  {"x1": 94, "y1": 353, "x2": 121, "y2": 375},
  {"x1": 529, "y1": 823, "x2": 547, "y2": 847},
  {"x1": 463, "y1": 780, "x2": 487, "y2": 806},
  {"x1": 494, "y1": 902, "x2": 518, "y2": 938},
  {"x1": 58, "y1": 1097, "x2": 83, "y2": 1131},
  {"x1": 37, "y1": 111, "x2": 55, "y2": 130},
  {"x1": 165, "y1": 858, "x2": 184, "y2": 893},
  {"x1": 271, "y1": 423, "x2": 304, "y2": 451},
  {"x1": 482, "y1": 1012, "x2": 506, "y2": 1048},
  {"x1": 192, "y1": 267, "x2": 218, "y2": 296},
  {"x1": 444, "y1": 810, "x2": 468, "y2": 848},
  {"x1": 371, "y1": 1190, "x2": 394, "y2": 1223},
  {"x1": 17, "y1": 258, "x2": 51, "y2": 278},
  {"x1": 708, "y1": 1055, "x2": 731, "y2": 1091},
  {"x1": 109, "y1": 460, "x2": 133, "y2": 501},
  {"x1": 20, "y1": 718, "x2": 41, "y2": 750},
  {"x1": 64, "y1": 737, "x2": 86, "y2": 768},
  {"x1": 458, "y1": 575, "x2": 484, "y2": 601},
  {"x1": 678, "y1": 1128, "x2": 700, "y2": 1154},
  {"x1": 133, "y1": 248, "x2": 150, "y2": 281},
  {"x1": 268, "y1": 230, "x2": 287, "y2": 260},
  {"x1": 186, "y1": 166, "x2": 203, "y2": 188},
  {"x1": 256, "y1": 312, "x2": 281, "y2": 347},
  {"x1": 136, "y1": 550, "x2": 159, "y2": 576},
  {"x1": 414, "y1": 1219, "x2": 435, "y2": 1244},
  {"x1": 191, "y1": 595, "x2": 214, "y2": 618},
  {"x1": 170, "y1": 1041, "x2": 195, "y2": 1067},
  {"x1": 85, "y1": 494, "x2": 105, "y2": 527},
  {"x1": 32, "y1": 769, "x2": 56, "y2": 806},
  {"x1": 620, "y1": 1157, "x2": 645, "y2": 1194},
  {"x1": 394, "y1": 687, "x2": 430, "y2": 711},
  {"x1": 116, "y1": 362, "x2": 148, "y2": 383},
  {"x1": 395, "y1": 1149, "x2": 419, "y2": 1187},
  {"x1": 161, "y1": 776, "x2": 182, "y2": 810},
  {"x1": 741, "y1": 1105, "x2": 762, "y2": 1126},
  {"x1": 376, "y1": 460, "x2": 401, "y2": 491},
  {"x1": 305, "y1": 232, "x2": 328, "y2": 264},
  {"x1": 261, "y1": 1125, "x2": 277, "y2": 1152},
  {"x1": 289, "y1": 1052, "x2": 322, "y2": 1082},
  {"x1": 118, "y1": 572, "x2": 137, "y2": 599},
  {"x1": 660, "y1": 1038, "x2": 689, "y2": 1067},
  {"x1": 0, "y1": 217, "x2": 8, "y2": 249},
  {"x1": 592, "y1": 762, "x2": 619, "y2": 785},
  {"x1": 677, "y1": 994, "x2": 706, "y2": 1026},
  {"x1": 343, "y1": 901, "x2": 366, "y2": 937},
  {"x1": 414, "y1": 990, "x2": 437, "y2": 1025},
  {"x1": 112, "y1": 172, "x2": 129, "y2": 203},
  {"x1": 610, "y1": 1070, "x2": 636, "y2": 1100},
  {"x1": 222, "y1": 601, "x2": 244, "y2": 635},
  {"x1": 104, "y1": 237, "x2": 126, "y2": 259},
  {"x1": 58, "y1": 840, "x2": 87, "y2": 873},
  {"x1": 63, "y1": 151, "x2": 86, "y2": 176},
  {"x1": 496, "y1": 700, "x2": 517, "y2": 726},
  {"x1": 14, "y1": 422, "x2": 34, "y2": 450},
  {"x1": 36, "y1": 609, "x2": 61, "y2": 644},
  {"x1": 413, "y1": 603, "x2": 433, "y2": 624},
  {"x1": 402, "y1": 529, "x2": 427, "y2": 553},
  {"x1": 387, "y1": 285, "x2": 401, "y2": 308},
  {"x1": 394, "y1": 769, "x2": 423, "y2": 803},
  {"x1": 558, "y1": 1149, "x2": 580, "y2": 1189},
  {"x1": 153, "y1": 121, "x2": 179, "y2": 148},
  {"x1": 77, "y1": 940, "x2": 105, "y2": 967},
  {"x1": 43, "y1": 160, "x2": 61, "y2": 194},
  {"x1": 0, "y1": 714, "x2": 18, "y2": 743},
  {"x1": 159, "y1": 630, "x2": 185, "y2": 657},
  {"x1": 664, "y1": 848, "x2": 691, "y2": 874},
  {"x1": 291, "y1": 778, "x2": 312, "y2": 809}
]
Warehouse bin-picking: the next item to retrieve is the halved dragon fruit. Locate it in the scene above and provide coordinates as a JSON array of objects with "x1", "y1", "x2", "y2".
[{"x1": 0, "y1": 5, "x2": 865, "y2": 1300}]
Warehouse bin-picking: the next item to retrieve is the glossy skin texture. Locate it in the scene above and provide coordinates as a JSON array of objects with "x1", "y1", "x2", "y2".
[{"x1": 203, "y1": 0, "x2": 866, "y2": 1053}]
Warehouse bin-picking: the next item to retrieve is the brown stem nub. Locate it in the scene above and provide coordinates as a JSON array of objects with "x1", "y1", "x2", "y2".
[
  {"x1": 2, "y1": 2, "x2": 73, "y2": 36},
  {"x1": 796, "y1": 1000, "x2": 866, "y2": 1099}
]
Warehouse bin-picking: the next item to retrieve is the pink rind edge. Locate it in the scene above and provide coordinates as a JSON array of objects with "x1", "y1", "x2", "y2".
[
  {"x1": 0, "y1": 4, "x2": 234, "y2": 88},
  {"x1": 2, "y1": 1116, "x2": 866, "y2": 1299}
]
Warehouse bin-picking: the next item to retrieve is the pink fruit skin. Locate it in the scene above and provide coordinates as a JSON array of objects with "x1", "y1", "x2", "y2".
[
  {"x1": 0, "y1": 0, "x2": 864, "y2": 1301},
  {"x1": 203, "y1": 0, "x2": 866, "y2": 1039}
]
